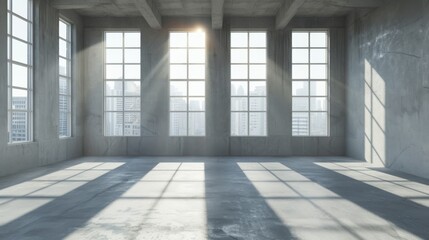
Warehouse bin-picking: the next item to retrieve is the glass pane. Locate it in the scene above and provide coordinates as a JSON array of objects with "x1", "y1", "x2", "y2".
[
  {"x1": 231, "y1": 81, "x2": 248, "y2": 96},
  {"x1": 12, "y1": 89, "x2": 28, "y2": 110},
  {"x1": 12, "y1": 0, "x2": 28, "y2": 19},
  {"x1": 310, "y1": 49, "x2": 327, "y2": 64},
  {"x1": 11, "y1": 112, "x2": 28, "y2": 142},
  {"x1": 292, "y1": 49, "x2": 308, "y2": 63},
  {"x1": 310, "y1": 97, "x2": 327, "y2": 111},
  {"x1": 231, "y1": 97, "x2": 248, "y2": 111},
  {"x1": 105, "y1": 97, "x2": 123, "y2": 111},
  {"x1": 106, "y1": 65, "x2": 123, "y2": 79},
  {"x1": 59, "y1": 95, "x2": 69, "y2": 112},
  {"x1": 105, "y1": 32, "x2": 122, "y2": 48},
  {"x1": 249, "y1": 112, "x2": 266, "y2": 136},
  {"x1": 310, "y1": 81, "x2": 327, "y2": 96},
  {"x1": 12, "y1": 39, "x2": 28, "y2": 64},
  {"x1": 292, "y1": 65, "x2": 308, "y2": 79},
  {"x1": 310, "y1": 65, "x2": 327, "y2": 79},
  {"x1": 124, "y1": 112, "x2": 140, "y2": 136},
  {"x1": 60, "y1": 40, "x2": 71, "y2": 59},
  {"x1": 105, "y1": 112, "x2": 123, "y2": 136},
  {"x1": 188, "y1": 81, "x2": 205, "y2": 96},
  {"x1": 249, "y1": 65, "x2": 266, "y2": 79},
  {"x1": 105, "y1": 81, "x2": 123, "y2": 96},
  {"x1": 292, "y1": 32, "x2": 308, "y2": 48},
  {"x1": 231, "y1": 49, "x2": 248, "y2": 64},
  {"x1": 59, "y1": 21, "x2": 68, "y2": 40},
  {"x1": 231, "y1": 32, "x2": 248, "y2": 48},
  {"x1": 310, "y1": 112, "x2": 328, "y2": 136},
  {"x1": 59, "y1": 77, "x2": 68, "y2": 95},
  {"x1": 59, "y1": 112, "x2": 69, "y2": 137},
  {"x1": 188, "y1": 64, "x2": 205, "y2": 79},
  {"x1": 249, "y1": 49, "x2": 266, "y2": 64},
  {"x1": 12, "y1": 64, "x2": 28, "y2": 88},
  {"x1": 170, "y1": 112, "x2": 187, "y2": 136},
  {"x1": 292, "y1": 112, "x2": 309, "y2": 136},
  {"x1": 170, "y1": 97, "x2": 187, "y2": 111},
  {"x1": 170, "y1": 81, "x2": 187, "y2": 96},
  {"x1": 189, "y1": 49, "x2": 205, "y2": 63},
  {"x1": 12, "y1": 16, "x2": 28, "y2": 41},
  {"x1": 231, "y1": 65, "x2": 248, "y2": 79},
  {"x1": 170, "y1": 49, "x2": 187, "y2": 64},
  {"x1": 292, "y1": 97, "x2": 309, "y2": 111},
  {"x1": 292, "y1": 81, "x2": 308, "y2": 96},
  {"x1": 231, "y1": 112, "x2": 248, "y2": 136},
  {"x1": 124, "y1": 97, "x2": 140, "y2": 111},
  {"x1": 170, "y1": 32, "x2": 187, "y2": 48},
  {"x1": 188, "y1": 32, "x2": 205, "y2": 48},
  {"x1": 189, "y1": 112, "x2": 205, "y2": 136},
  {"x1": 188, "y1": 97, "x2": 205, "y2": 111},
  {"x1": 170, "y1": 65, "x2": 187, "y2": 79},
  {"x1": 249, "y1": 32, "x2": 266, "y2": 48},
  {"x1": 310, "y1": 32, "x2": 327, "y2": 48},
  {"x1": 59, "y1": 58, "x2": 68, "y2": 76},
  {"x1": 124, "y1": 81, "x2": 140, "y2": 96},
  {"x1": 124, "y1": 32, "x2": 140, "y2": 47},
  {"x1": 124, "y1": 65, "x2": 140, "y2": 79},
  {"x1": 106, "y1": 49, "x2": 123, "y2": 63},
  {"x1": 249, "y1": 81, "x2": 266, "y2": 96},
  {"x1": 249, "y1": 97, "x2": 266, "y2": 111}
]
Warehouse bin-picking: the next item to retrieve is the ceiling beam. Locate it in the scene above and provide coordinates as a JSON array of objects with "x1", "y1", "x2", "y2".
[
  {"x1": 326, "y1": 0, "x2": 385, "y2": 8},
  {"x1": 211, "y1": 0, "x2": 225, "y2": 29},
  {"x1": 275, "y1": 0, "x2": 306, "y2": 30},
  {"x1": 134, "y1": 0, "x2": 162, "y2": 29},
  {"x1": 51, "y1": 0, "x2": 113, "y2": 9}
]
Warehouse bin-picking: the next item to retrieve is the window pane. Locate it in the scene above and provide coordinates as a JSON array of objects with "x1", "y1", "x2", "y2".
[
  {"x1": 310, "y1": 49, "x2": 327, "y2": 63},
  {"x1": 12, "y1": 39, "x2": 28, "y2": 64},
  {"x1": 249, "y1": 112, "x2": 266, "y2": 136},
  {"x1": 170, "y1": 49, "x2": 187, "y2": 64},
  {"x1": 310, "y1": 97, "x2": 327, "y2": 111},
  {"x1": 249, "y1": 32, "x2": 266, "y2": 48},
  {"x1": 249, "y1": 65, "x2": 266, "y2": 79},
  {"x1": 124, "y1": 32, "x2": 140, "y2": 47},
  {"x1": 231, "y1": 81, "x2": 248, "y2": 96},
  {"x1": 292, "y1": 65, "x2": 308, "y2": 79},
  {"x1": 12, "y1": 64, "x2": 28, "y2": 88},
  {"x1": 188, "y1": 49, "x2": 205, "y2": 63},
  {"x1": 105, "y1": 112, "x2": 123, "y2": 136},
  {"x1": 231, "y1": 65, "x2": 248, "y2": 79},
  {"x1": 188, "y1": 81, "x2": 205, "y2": 96},
  {"x1": 310, "y1": 32, "x2": 327, "y2": 47},
  {"x1": 249, "y1": 49, "x2": 266, "y2": 64},
  {"x1": 59, "y1": 77, "x2": 68, "y2": 95},
  {"x1": 124, "y1": 81, "x2": 140, "y2": 96},
  {"x1": 12, "y1": 89, "x2": 28, "y2": 110},
  {"x1": 188, "y1": 97, "x2": 205, "y2": 111},
  {"x1": 12, "y1": 16, "x2": 28, "y2": 41},
  {"x1": 231, "y1": 97, "x2": 248, "y2": 111},
  {"x1": 310, "y1": 112, "x2": 328, "y2": 136},
  {"x1": 249, "y1": 81, "x2": 266, "y2": 96},
  {"x1": 292, "y1": 32, "x2": 308, "y2": 48},
  {"x1": 170, "y1": 81, "x2": 187, "y2": 96},
  {"x1": 124, "y1": 65, "x2": 140, "y2": 79},
  {"x1": 170, "y1": 112, "x2": 187, "y2": 136},
  {"x1": 59, "y1": 57, "x2": 68, "y2": 76},
  {"x1": 292, "y1": 81, "x2": 308, "y2": 96},
  {"x1": 105, "y1": 81, "x2": 123, "y2": 96},
  {"x1": 231, "y1": 112, "x2": 248, "y2": 136},
  {"x1": 292, "y1": 97, "x2": 309, "y2": 111},
  {"x1": 189, "y1": 112, "x2": 205, "y2": 136},
  {"x1": 188, "y1": 32, "x2": 205, "y2": 48},
  {"x1": 310, "y1": 81, "x2": 327, "y2": 96},
  {"x1": 59, "y1": 112, "x2": 69, "y2": 137},
  {"x1": 310, "y1": 65, "x2": 327, "y2": 79},
  {"x1": 106, "y1": 65, "x2": 123, "y2": 79},
  {"x1": 170, "y1": 32, "x2": 187, "y2": 47},
  {"x1": 170, "y1": 65, "x2": 187, "y2": 79},
  {"x1": 124, "y1": 97, "x2": 140, "y2": 111},
  {"x1": 59, "y1": 21, "x2": 68, "y2": 39},
  {"x1": 105, "y1": 32, "x2": 122, "y2": 47},
  {"x1": 188, "y1": 64, "x2": 205, "y2": 79},
  {"x1": 292, "y1": 112, "x2": 309, "y2": 136},
  {"x1": 59, "y1": 95, "x2": 69, "y2": 112},
  {"x1": 59, "y1": 39, "x2": 70, "y2": 58},
  {"x1": 124, "y1": 112, "x2": 140, "y2": 136},
  {"x1": 106, "y1": 49, "x2": 123, "y2": 63},
  {"x1": 12, "y1": 0, "x2": 28, "y2": 18},
  {"x1": 231, "y1": 49, "x2": 248, "y2": 64},
  {"x1": 105, "y1": 97, "x2": 123, "y2": 111},
  {"x1": 170, "y1": 97, "x2": 187, "y2": 111},
  {"x1": 231, "y1": 32, "x2": 248, "y2": 48},
  {"x1": 292, "y1": 49, "x2": 308, "y2": 63},
  {"x1": 11, "y1": 112, "x2": 28, "y2": 142},
  {"x1": 249, "y1": 97, "x2": 266, "y2": 111}
]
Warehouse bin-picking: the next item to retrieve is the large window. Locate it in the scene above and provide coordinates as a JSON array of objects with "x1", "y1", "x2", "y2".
[
  {"x1": 169, "y1": 31, "x2": 206, "y2": 136},
  {"x1": 104, "y1": 31, "x2": 141, "y2": 136},
  {"x1": 59, "y1": 19, "x2": 72, "y2": 138},
  {"x1": 291, "y1": 30, "x2": 329, "y2": 136},
  {"x1": 7, "y1": 0, "x2": 33, "y2": 143},
  {"x1": 230, "y1": 31, "x2": 267, "y2": 136}
]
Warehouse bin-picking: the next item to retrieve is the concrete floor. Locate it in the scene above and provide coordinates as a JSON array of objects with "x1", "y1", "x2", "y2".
[{"x1": 0, "y1": 157, "x2": 428, "y2": 240}]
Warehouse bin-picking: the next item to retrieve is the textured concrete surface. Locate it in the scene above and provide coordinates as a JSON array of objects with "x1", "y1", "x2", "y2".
[
  {"x1": 83, "y1": 16, "x2": 346, "y2": 156},
  {"x1": 0, "y1": 156, "x2": 428, "y2": 239},
  {"x1": 345, "y1": 0, "x2": 429, "y2": 178},
  {"x1": 0, "y1": 0, "x2": 84, "y2": 177}
]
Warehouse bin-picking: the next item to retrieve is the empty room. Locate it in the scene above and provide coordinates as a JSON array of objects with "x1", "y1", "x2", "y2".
[{"x1": 0, "y1": 0, "x2": 428, "y2": 239}]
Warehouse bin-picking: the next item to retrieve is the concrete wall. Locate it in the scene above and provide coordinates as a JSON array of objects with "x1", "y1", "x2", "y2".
[
  {"x1": 346, "y1": 0, "x2": 429, "y2": 178},
  {"x1": 0, "y1": 0, "x2": 84, "y2": 177},
  {"x1": 83, "y1": 16, "x2": 346, "y2": 156}
]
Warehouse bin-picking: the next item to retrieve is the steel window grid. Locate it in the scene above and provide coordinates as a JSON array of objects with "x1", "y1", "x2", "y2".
[
  {"x1": 7, "y1": 0, "x2": 33, "y2": 144},
  {"x1": 291, "y1": 30, "x2": 330, "y2": 137},
  {"x1": 59, "y1": 18, "x2": 72, "y2": 138},
  {"x1": 104, "y1": 31, "x2": 141, "y2": 137}
]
